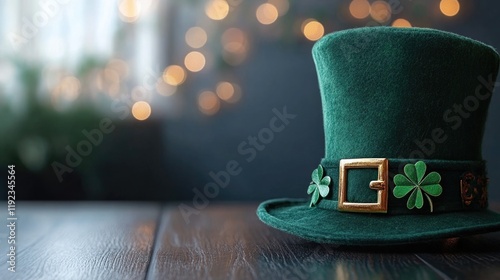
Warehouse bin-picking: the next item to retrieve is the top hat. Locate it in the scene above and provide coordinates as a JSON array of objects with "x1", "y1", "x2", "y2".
[{"x1": 257, "y1": 27, "x2": 500, "y2": 245}]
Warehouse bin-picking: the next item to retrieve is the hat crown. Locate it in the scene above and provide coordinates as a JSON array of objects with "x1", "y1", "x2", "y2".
[{"x1": 313, "y1": 27, "x2": 499, "y2": 161}]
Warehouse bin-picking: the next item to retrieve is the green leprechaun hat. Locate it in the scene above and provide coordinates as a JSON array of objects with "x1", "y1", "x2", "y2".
[{"x1": 257, "y1": 27, "x2": 500, "y2": 245}]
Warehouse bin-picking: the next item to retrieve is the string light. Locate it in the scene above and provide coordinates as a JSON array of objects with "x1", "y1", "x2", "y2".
[
  {"x1": 52, "y1": 76, "x2": 81, "y2": 109},
  {"x1": 440, "y1": 0, "x2": 460, "y2": 17},
  {"x1": 370, "y1": 1, "x2": 392, "y2": 23},
  {"x1": 302, "y1": 19, "x2": 324, "y2": 41},
  {"x1": 256, "y1": 3, "x2": 278, "y2": 25},
  {"x1": 132, "y1": 101, "x2": 152, "y2": 121},
  {"x1": 222, "y1": 28, "x2": 248, "y2": 65},
  {"x1": 268, "y1": 0, "x2": 289, "y2": 17},
  {"x1": 185, "y1": 27, "x2": 208, "y2": 49},
  {"x1": 198, "y1": 91, "x2": 220, "y2": 115},
  {"x1": 118, "y1": 0, "x2": 141, "y2": 22},
  {"x1": 216, "y1": 82, "x2": 235, "y2": 101},
  {"x1": 205, "y1": 0, "x2": 229, "y2": 21},
  {"x1": 96, "y1": 69, "x2": 120, "y2": 97},
  {"x1": 162, "y1": 65, "x2": 186, "y2": 86},
  {"x1": 349, "y1": 0, "x2": 370, "y2": 19},
  {"x1": 107, "y1": 59, "x2": 129, "y2": 78},
  {"x1": 184, "y1": 51, "x2": 206, "y2": 72},
  {"x1": 216, "y1": 81, "x2": 242, "y2": 103},
  {"x1": 392, "y1": 18, "x2": 412, "y2": 27}
]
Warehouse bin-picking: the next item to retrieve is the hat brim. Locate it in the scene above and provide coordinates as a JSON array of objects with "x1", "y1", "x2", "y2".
[{"x1": 257, "y1": 198, "x2": 500, "y2": 246}]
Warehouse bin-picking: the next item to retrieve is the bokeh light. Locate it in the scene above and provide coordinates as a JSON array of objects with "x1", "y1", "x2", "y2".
[
  {"x1": 216, "y1": 82, "x2": 234, "y2": 101},
  {"x1": 392, "y1": 18, "x2": 412, "y2": 27},
  {"x1": 118, "y1": 0, "x2": 142, "y2": 22},
  {"x1": 370, "y1": 1, "x2": 392, "y2": 23},
  {"x1": 222, "y1": 28, "x2": 249, "y2": 65},
  {"x1": 96, "y1": 68, "x2": 120, "y2": 97},
  {"x1": 107, "y1": 59, "x2": 129, "y2": 78},
  {"x1": 185, "y1": 27, "x2": 208, "y2": 49},
  {"x1": 302, "y1": 19, "x2": 325, "y2": 41},
  {"x1": 216, "y1": 81, "x2": 241, "y2": 103},
  {"x1": 256, "y1": 3, "x2": 279, "y2": 25},
  {"x1": 205, "y1": 0, "x2": 229, "y2": 21},
  {"x1": 132, "y1": 101, "x2": 152, "y2": 121},
  {"x1": 52, "y1": 76, "x2": 81, "y2": 109},
  {"x1": 268, "y1": 0, "x2": 289, "y2": 17},
  {"x1": 198, "y1": 91, "x2": 220, "y2": 115},
  {"x1": 156, "y1": 78, "x2": 177, "y2": 97},
  {"x1": 162, "y1": 65, "x2": 186, "y2": 86},
  {"x1": 349, "y1": 0, "x2": 371, "y2": 19},
  {"x1": 184, "y1": 51, "x2": 206, "y2": 72},
  {"x1": 440, "y1": 0, "x2": 460, "y2": 17}
]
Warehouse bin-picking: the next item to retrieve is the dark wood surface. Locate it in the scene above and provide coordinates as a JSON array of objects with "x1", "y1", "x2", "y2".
[
  {"x1": 2, "y1": 202, "x2": 500, "y2": 280},
  {"x1": 0, "y1": 202, "x2": 160, "y2": 280}
]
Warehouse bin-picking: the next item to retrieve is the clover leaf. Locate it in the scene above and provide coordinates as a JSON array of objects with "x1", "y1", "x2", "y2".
[
  {"x1": 307, "y1": 165, "x2": 331, "y2": 207},
  {"x1": 393, "y1": 161, "x2": 443, "y2": 212}
]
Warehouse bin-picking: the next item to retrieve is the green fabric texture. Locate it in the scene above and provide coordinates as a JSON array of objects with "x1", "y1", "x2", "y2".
[
  {"x1": 257, "y1": 27, "x2": 500, "y2": 245},
  {"x1": 258, "y1": 198, "x2": 500, "y2": 245},
  {"x1": 313, "y1": 27, "x2": 499, "y2": 162}
]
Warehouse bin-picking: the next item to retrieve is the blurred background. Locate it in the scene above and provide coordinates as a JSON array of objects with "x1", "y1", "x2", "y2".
[{"x1": 0, "y1": 0, "x2": 499, "y2": 202}]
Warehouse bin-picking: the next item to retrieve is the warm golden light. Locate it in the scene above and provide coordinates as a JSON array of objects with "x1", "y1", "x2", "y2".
[
  {"x1": 221, "y1": 28, "x2": 248, "y2": 65},
  {"x1": 222, "y1": 28, "x2": 248, "y2": 54},
  {"x1": 184, "y1": 51, "x2": 206, "y2": 72},
  {"x1": 52, "y1": 76, "x2": 81, "y2": 106},
  {"x1": 205, "y1": 0, "x2": 229, "y2": 21},
  {"x1": 156, "y1": 78, "x2": 177, "y2": 96},
  {"x1": 302, "y1": 19, "x2": 325, "y2": 41},
  {"x1": 349, "y1": 0, "x2": 370, "y2": 19},
  {"x1": 62, "y1": 76, "x2": 81, "y2": 95},
  {"x1": 198, "y1": 91, "x2": 220, "y2": 115},
  {"x1": 216, "y1": 82, "x2": 241, "y2": 103},
  {"x1": 268, "y1": 0, "x2": 289, "y2": 17},
  {"x1": 118, "y1": 0, "x2": 141, "y2": 22},
  {"x1": 256, "y1": 3, "x2": 279, "y2": 25},
  {"x1": 185, "y1": 27, "x2": 208, "y2": 49},
  {"x1": 216, "y1": 82, "x2": 234, "y2": 101},
  {"x1": 162, "y1": 65, "x2": 186, "y2": 86},
  {"x1": 107, "y1": 59, "x2": 129, "y2": 78},
  {"x1": 392, "y1": 18, "x2": 412, "y2": 27},
  {"x1": 440, "y1": 0, "x2": 460, "y2": 17},
  {"x1": 96, "y1": 69, "x2": 120, "y2": 97},
  {"x1": 370, "y1": 1, "x2": 392, "y2": 23},
  {"x1": 132, "y1": 101, "x2": 152, "y2": 121}
]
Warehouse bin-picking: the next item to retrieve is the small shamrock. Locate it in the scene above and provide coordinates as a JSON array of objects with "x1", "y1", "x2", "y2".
[
  {"x1": 393, "y1": 161, "x2": 443, "y2": 212},
  {"x1": 307, "y1": 165, "x2": 331, "y2": 207}
]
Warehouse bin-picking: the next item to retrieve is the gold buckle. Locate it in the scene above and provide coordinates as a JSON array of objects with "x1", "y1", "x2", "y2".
[{"x1": 338, "y1": 158, "x2": 388, "y2": 213}]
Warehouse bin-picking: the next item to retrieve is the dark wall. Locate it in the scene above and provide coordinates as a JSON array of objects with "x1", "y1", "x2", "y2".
[
  {"x1": 5, "y1": 1, "x2": 500, "y2": 202},
  {"x1": 160, "y1": 1, "x2": 500, "y2": 203}
]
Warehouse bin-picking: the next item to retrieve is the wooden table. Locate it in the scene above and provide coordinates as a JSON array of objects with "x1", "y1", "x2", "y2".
[{"x1": 2, "y1": 202, "x2": 500, "y2": 279}]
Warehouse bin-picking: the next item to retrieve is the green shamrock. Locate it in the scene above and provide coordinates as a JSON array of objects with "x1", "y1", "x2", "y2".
[
  {"x1": 393, "y1": 161, "x2": 443, "y2": 212},
  {"x1": 307, "y1": 165, "x2": 331, "y2": 207}
]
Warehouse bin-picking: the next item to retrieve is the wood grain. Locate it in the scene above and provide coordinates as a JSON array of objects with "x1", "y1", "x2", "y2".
[
  {"x1": 2, "y1": 202, "x2": 500, "y2": 279},
  {"x1": 0, "y1": 202, "x2": 160, "y2": 280},
  {"x1": 415, "y1": 204, "x2": 500, "y2": 280},
  {"x1": 147, "y1": 204, "x2": 441, "y2": 280}
]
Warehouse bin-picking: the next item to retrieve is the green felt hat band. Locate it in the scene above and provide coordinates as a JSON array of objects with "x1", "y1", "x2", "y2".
[{"x1": 316, "y1": 158, "x2": 487, "y2": 214}]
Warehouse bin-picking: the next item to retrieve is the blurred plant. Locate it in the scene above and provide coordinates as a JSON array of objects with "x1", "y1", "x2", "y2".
[{"x1": 0, "y1": 57, "x2": 105, "y2": 196}]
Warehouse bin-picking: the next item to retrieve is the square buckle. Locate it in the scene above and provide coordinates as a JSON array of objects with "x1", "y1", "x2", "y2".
[{"x1": 338, "y1": 158, "x2": 388, "y2": 213}]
